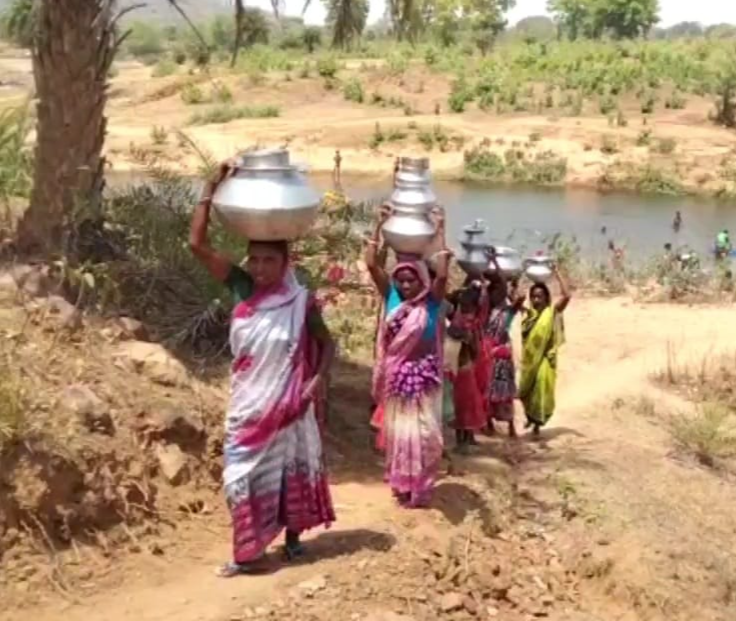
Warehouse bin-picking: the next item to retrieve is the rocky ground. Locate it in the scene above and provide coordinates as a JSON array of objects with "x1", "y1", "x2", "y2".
[{"x1": 2, "y1": 261, "x2": 736, "y2": 621}]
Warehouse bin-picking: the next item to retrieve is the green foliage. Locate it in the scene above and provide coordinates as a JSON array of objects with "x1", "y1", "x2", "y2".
[
  {"x1": 125, "y1": 21, "x2": 165, "y2": 58},
  {"x1": 0, "y1": 0, "x2": 34, "y2": 47},
  {"x1": 326, "y1": 0, "x2": 369, "y2": 49},
  {"x1": 449, "y1": 75, "x2": 475, "y2": 113},
  {"x1": 187, "y1": 104, "x2": 280, "y2": 125},
  {"x1": 549, "y1": 0, "x2": 660, "y2": 41},
  {"x1": 343, "y1": 77, "x2": 364, "y2": 103},
  {"x1": 464, "y1": 146, "x2": 506, "y2": 181},
  {"x1": 152, "y1": 59, "x2": 178, "y2": 78},
  {"x1": 303, "y1": 27, "x2": 322, "y2": 53},
  {"x1": 180, "y1": 83, "x2": 207, "y2": 105},
  {"x1": 317, "y1": 56, "x2": 339, "y2": 78},
  {"x1": 0, "y1": 103, "x2": 33, "y2": 203}
]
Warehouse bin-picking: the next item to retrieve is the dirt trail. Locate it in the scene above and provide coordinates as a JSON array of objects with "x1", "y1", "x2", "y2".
[{"x1": 8, "y1": 297, "x2": 734, "y2": 621}]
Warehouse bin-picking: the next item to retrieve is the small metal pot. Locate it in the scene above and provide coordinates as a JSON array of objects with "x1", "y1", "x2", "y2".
[
  {"x1": 524, "y1": 254, "x2": 554, "y2": 283},
  {"x1": 457, "y1": 220, "x2": 490, "y2": 276}
]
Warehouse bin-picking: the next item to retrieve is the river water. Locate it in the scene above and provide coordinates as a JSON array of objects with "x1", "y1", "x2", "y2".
[
  {"x1": 319, "y1": 176, "x2": 736, "y2": 264},
  {"x1": 108, "y1": 172, "x2": 736, "y2": 264}
]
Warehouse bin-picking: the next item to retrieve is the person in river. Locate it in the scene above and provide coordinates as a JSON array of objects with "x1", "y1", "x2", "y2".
[
  {"x1": 484, "y1": 268, "x2": 524, "y2": 439},
  {"x1": 518, "y1": 265, "x2": 571, "y2": 437},
  {"x1": 190, "y1": 163, "x2": 336, "y2": 577},
  {"x1": 673, "y1": 211, "x2": 682, "y2": 233},
  {"x1": 716, "y1": 229, "x2": 731, "y2": 259},
  {"x1": 366, "y1": 204, "x2": 450, "y2": 507}
]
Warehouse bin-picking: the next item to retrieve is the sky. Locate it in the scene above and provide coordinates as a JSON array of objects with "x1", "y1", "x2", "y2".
[{"x1": 232, "y1": 0, "x2": 736, "y2": 29}]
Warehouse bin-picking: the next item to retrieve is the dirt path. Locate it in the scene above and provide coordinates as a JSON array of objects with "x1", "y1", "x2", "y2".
[{"x1": 8, "y1": 297, "x2": 734, "y2": 621}]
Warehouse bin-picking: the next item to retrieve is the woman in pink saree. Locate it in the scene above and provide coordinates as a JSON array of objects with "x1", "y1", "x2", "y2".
[
  {"x1": 366, "y1": 205, "x2": 450, "y2": 507},
  {"x1": 190, "y1": 164, "x2": 336, "y2": 577}
]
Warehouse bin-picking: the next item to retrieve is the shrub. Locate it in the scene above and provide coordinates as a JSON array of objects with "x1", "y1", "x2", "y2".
[
  {"x1": 599, "y1": 95, "x2": 617, "y2": 115},
  {"x1": 316, "y1": 56, "x2": 338, "y2": 78},
  {"x1": 152, "y1": 58, "x2": 177, "y2": 78},
  {"x1": 636, "y1": 129, "x2": 652, "y2": 146},
  {"x1": 387, "y1": 52, "x2": 408, "y2": 75},
  {"x1": 150, "y1": 125, "x2": 168, "y2": 145},
  {"x1": 665, "y1": 91, "x2": 687, "y2": 110},
  {"x1": 369, "y1": 122, "x2": 384, "y2": 149},
  {"x1": 343, "y1": 78, "x2": 364, "y2": 104},
  {"x1": 656, "y1": 137, "x2": 677, "y2": 154},
  {"x1": 180, "y1": 83, "x2": 206, "y2": 105},
  {"x1": 424, "y1": 47, "x2": 439, "y2": 66},
  {"x1": 448, "y1": 76, "x2": 474, "y2": 113},
  {"x1": 601, "y1": 135, "x2": 619, "y2": 154},
  {"x1": 213, "y1": 84, "x2": 233, "y2": 104},
  {"x1": 464, "y1": 146, "x2": 505, "y2": 181},
  {"x1": 187, "y1": 105, "x2": 280, "y2": 125}
]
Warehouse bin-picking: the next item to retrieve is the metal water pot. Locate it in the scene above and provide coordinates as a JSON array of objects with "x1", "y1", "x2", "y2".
[
  {"x1": 382, "y1": 156, "x2": 437, "y2": 255},
  {"x1": 488, "y1": 245, "x2": 523, "y2": 279},
  {"x1": 457, "y1": 220, "x2": 490, "y2": 276},
  {"x1": 524, "y1": 254, "x2": 554, "y2": 283},
  {"x1": 211, "y1": 148, "x2": 320, "y2": 241}
]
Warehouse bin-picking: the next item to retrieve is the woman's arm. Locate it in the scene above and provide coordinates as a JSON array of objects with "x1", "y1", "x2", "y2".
[
  {"x1": 430, "y1": 207, "x2": 450, "y2": 301},
  {"x1": 303, "y1": 308, "x2": 336, "y2": 402},
  {"x1": 553, "y1": 265, "x2": 572, "y2": 313},
  {"x1": 189, "y1": 163, "x2": 234, "y2": 282},
  {"x1": 365, "y1": 204, "x2": 391, "y2": 296}
]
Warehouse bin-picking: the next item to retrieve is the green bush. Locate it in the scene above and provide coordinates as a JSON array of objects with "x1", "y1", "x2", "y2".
[
  {"x1": 180, "y1": 83, "x2": 206, "y2": 105},
  {"x1": 448, "y1": 76, "x2": 474, "y2": 113},
  {"x1": 464, "y1": 146, "x2": 505, "y2": 181},
  {"x1": 316, "y1": 56, "x2": 338, "y2": 78},
  {"x1": 655, "y1": 137, "x2": 677, "y2": 154},
  {"x1": 152, "y1": 58, "x2": 177, "y2": 78},
  {"x1": 187, "y1": 105, "x2": 280, "y2": 125},
  {"x1": 343, "y1": 78, "x2": 364, "y2": 103}
]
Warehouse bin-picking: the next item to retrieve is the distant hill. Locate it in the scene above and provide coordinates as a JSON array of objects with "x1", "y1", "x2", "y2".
[{"x1": 0, "y1": 0, "x2": 233, "y2": 24}]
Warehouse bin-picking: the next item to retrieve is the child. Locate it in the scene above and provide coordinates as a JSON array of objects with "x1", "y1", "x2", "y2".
[{"x1": 447, "y1": 285, "x2": 486, "y2": 454}]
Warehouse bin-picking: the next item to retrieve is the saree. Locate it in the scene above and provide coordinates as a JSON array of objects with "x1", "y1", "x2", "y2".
[
  {"x1": 373, "y1": 262, "x2": 443, "y2": 508},
  {"x1": 224, "y1": 269, "x2": 334, "y2": 564},
  {"x1": 485, "y1": 306, "x2": 517, "y2": 422},
  {"x1": 518, "y1": 306, "x2": 565, "y2": 427}
]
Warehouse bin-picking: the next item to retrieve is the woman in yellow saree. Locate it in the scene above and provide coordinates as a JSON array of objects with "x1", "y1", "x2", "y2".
[{"x1": 518, "y1": 266, "x2": 571, "y2": 436}]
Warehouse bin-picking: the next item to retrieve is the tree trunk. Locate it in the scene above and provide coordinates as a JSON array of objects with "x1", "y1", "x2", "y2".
[{"x1": 16, "y1": 0, "x2": 118, "y2": 257}]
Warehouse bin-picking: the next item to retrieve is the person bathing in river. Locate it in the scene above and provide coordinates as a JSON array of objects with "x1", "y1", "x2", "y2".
[
  {"x1": 190, "y1": 163, "x2": 336, "y2": 576},
  {"x1": 518, "y1": 265, "x2": 571, "y2": 437},
  {"x1": 484, "y1": 267, "x2": 524, "y2": 439},
  {"x1": 366, "y1": 204, "x2": 450, "y2": 507}
]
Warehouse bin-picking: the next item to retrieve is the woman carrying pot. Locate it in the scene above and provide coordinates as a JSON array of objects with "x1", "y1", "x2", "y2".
[
  {"x1": 190, "y1": 163, "x2": 336, "y2": 577},
  {"x1": 518, "y1": 265, "x2": 571, "y2": 437},
  {"x1": 366, "y1": 204, "x2": 450, "y2": 507}
]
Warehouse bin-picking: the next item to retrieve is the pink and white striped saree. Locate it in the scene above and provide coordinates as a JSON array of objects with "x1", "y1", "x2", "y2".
[{"x1": 224, "y1": 269, "x2": 334, "y2": 563}]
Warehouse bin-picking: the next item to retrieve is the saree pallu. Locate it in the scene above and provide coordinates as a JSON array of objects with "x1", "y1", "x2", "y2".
[
  {"x1": 224, "y1": 273, "x2": 334, "y2": 564},
  {"x1": 518, "y1": 306, "x2": 565, "y2": 428}
]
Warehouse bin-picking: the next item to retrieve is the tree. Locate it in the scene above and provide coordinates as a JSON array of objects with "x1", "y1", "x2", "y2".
[
  {"x1": 325, "y1": 0, "x2": 368, "y2": 49},
  {"x1": 0, "y1": 0, "x2": 36, "y2": 48},
  {"x1": 549, "y1": 0, "x2": 660, "y2": 40},
  {"x1": 468, "y1": 0, "x2": 514, "y2": 56},
  {"x1": 302, "y1": 26, "x2": 322, "y2": 53},
  {"x1": 387, "y1": 0, "x2": 426, "y2": 43},
  {"x1": 547, "y1": 0, "x2": 592, "y2": 41},
  {"x1": 16, "y1": 0, "x2": 126, "y2": 255},
  {"x1": 590, "y1": 0, "x2": 659, "y2": 39}
]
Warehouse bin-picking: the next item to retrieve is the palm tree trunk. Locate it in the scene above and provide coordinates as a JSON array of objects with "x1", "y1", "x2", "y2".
[{"x1": 16, "y1": 0, "x2": 120, "y2": 256}]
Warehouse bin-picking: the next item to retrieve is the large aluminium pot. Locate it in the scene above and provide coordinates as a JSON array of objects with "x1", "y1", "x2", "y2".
[
  {"x1": 487, "y1": 245, "x2": 523, "y2": 280},
  {"x1": 382, "y1": 156, "x2": 437, "y2": 256},
  {"x1": 211, "y1": 148, "x2": 320, "y2": 241}
]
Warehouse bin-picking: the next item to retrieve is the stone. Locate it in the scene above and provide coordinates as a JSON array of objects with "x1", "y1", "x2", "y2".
[
  {"x1": 45, "y1": 295, "x2": 83, "y2": 331},
  {"x1": 439, "y1": 592, "x2": 464, "y2": 613},
  {"x1": 155, "y1": 444, "x2": 190, "y2": 486},
  {"x1": 463, "y1": 595, "x2": 479, "y2": 615},
  {"x1": 61, "y1": 384, "x2": 115, "y2": 435},
  {"x1": 149, "y1": 408, "x2": 205, "y2": 452},
  {"x1": 114, "y1": 342, "x2": 188, "y2": 387},
  {"x1": 486, "y1": 606, "x2": 499, "y2": 617},
  {"x1": 296, "y1": 575, "x2": 327, "y2": 598},
  {"x1": 115, "y1": 317, "x2": 149, "y2": 341}
]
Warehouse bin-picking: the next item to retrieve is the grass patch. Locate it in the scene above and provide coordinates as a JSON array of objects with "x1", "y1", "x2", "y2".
[
  {"x1": 0, "y1": 363, "x2": 26, "y2": 447},
  {"x1": 670, "y1": 405, "x2": 736, "y2": 469},
  {"x1": 187, "y1": 104, "x2": 280, "y2": 125}
]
